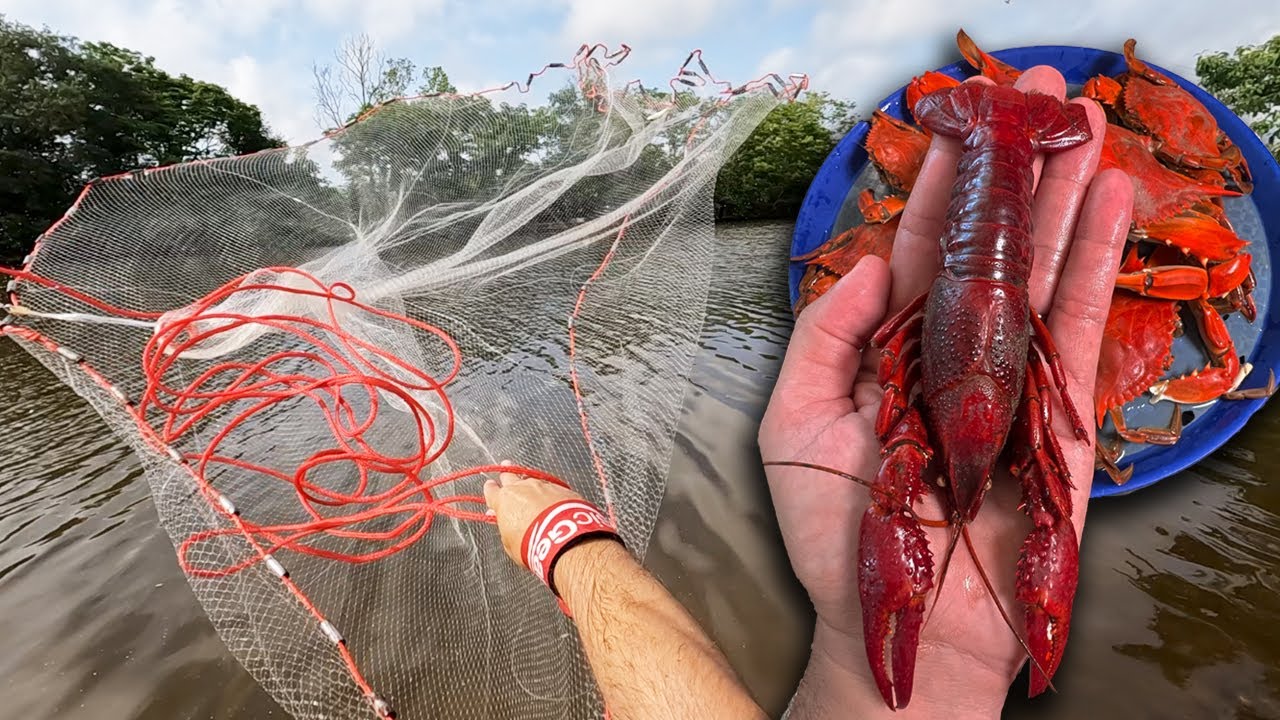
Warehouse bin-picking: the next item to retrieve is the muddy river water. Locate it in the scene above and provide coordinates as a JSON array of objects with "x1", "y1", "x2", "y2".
[{"x1": 0, "y1": 221, "x2": 1276, "y2": 719}]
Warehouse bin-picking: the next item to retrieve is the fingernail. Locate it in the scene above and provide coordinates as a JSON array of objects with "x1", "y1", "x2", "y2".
[
  {"x1": 484, "y1": 508, "x2": 496, "y2": 517},
  {"x1": 499, "y1": 459, "x2": 512, "y2": 467}
]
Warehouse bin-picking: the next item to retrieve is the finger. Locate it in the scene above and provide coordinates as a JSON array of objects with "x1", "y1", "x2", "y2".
[
  {"x1": 483, "y1": 479, "x2": 501, "y2": 514},
  {"x1": 1028, "y1": 97, "x2": 1107, "y2": 313},
  {"x1": 1046, "y1": 168, "x2": 1133, "y2": 417},
  {"x1": 774, "y1": 256, "x2": 891, "y2": 407},
  {"x1": 888, "y1": 75, "x2": 994, "y2": 313},
  {"x1": 1012, "y1": 66, "x2": 1067, "y2": 191}
]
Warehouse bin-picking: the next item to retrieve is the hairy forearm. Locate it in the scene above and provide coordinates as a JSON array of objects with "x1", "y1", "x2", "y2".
[
  {"x1": 784, "y1": 619, "x2": 1005, "y2": 720},
  {"x1": 555, "y1": 538, "x2": 766, "y2": 720}
]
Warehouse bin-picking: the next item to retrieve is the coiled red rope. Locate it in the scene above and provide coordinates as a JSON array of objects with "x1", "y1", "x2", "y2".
[{"x1": 4, "y1": 265, "x2": 567, "y2": 578}]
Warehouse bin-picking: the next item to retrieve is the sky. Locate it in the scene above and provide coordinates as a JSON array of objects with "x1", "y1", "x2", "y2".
[{"x1": 1, "y1": 0, "x2": 1278, "y2": 145}]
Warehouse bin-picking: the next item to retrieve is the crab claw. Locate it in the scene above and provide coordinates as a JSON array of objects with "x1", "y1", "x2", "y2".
[
  {"x1": 1149, "y1": 354, "x2": 1252, "y2": 405},
  {"x1": 1149, "y1": 304, "x2": 1252, "y2": 405},
  {"x1": 860, "y1": 408, "x2": 934, "y2": 709},
  {"x1": 1082, "y1": 75, "x2": 1122, "y2": 106},
  {"x1": 1137, "y1": 210, "x2": 1247, "y2": 263},
  {"x1": 859, "y1": 189, "x2": 907, "y2": 224},
  {"x1": 1207, "y1": 253, "x2": 1252, "y2": 298},
  {"x1": 1017, "y1": 520, "x2": 1079, "y2": 696}
]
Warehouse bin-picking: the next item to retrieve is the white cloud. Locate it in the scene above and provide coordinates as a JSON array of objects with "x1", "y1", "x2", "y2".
[
  {"x1": 0, "y1": 0, "x2": 456, "y2": 143},
  {"x1": 783, "y1": 0, "x2": 1280, "y2": 113},
  {"x1": 756, "y1": 46, "x2": 796, "y2": 78},
  {"x1": 298, "y1": 0, "x2": 446, "y2": 44},
  {"x1": 560, "y1": 0, "x2": 729, "y2": 45},
  {"x1": 4, "y1": 0, "x2": 1279, "y2": 146},
  {"x1": 224, "y1": 55, "x2": 316, "y2": 144}
]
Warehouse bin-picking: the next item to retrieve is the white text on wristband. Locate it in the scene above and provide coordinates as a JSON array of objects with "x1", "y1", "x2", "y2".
[{"x1": 521, "y1": 499, "x2": 618, "y2": 594}]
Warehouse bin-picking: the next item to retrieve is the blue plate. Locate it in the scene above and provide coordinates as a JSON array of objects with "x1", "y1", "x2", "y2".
[{"x1": 790, "y1": 44, "x2": 1280, "y2": 498}]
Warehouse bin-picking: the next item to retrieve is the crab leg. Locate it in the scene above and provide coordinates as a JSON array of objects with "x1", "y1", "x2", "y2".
[
  {"x1": 1108, "y1": 405, "x2": 1182, "y2": 445},
  {"x1": 1115, "y1": 264, "x2": 1207, "y2": 300},
  {"x1": 956, "y1": 28, "x2": 1022, "y2": 85},
  {"x1": 1094, "y1": 439, "x2": 1134, "y2": 485}
]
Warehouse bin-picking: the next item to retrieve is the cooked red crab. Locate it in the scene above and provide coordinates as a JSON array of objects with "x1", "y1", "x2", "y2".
[
  {"x1": 865, "y1": 110, "x2": 930, "y2": 193},
  {"x1": 1083, "y1": 39, "x2": 1252, "y2": 192},
  {"x1": 792, "y1": 189, "x2": 904, "y2": 315}
]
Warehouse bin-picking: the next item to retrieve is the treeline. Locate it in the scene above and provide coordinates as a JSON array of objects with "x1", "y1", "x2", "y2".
[
  {"x1": 0, "y1": 16, "x2": 283, "y2": 261},
  {"x1": 309, "y1": 35, "x2": 858, "y2": 222},
  {"x1": 2, "y1": 17, "x2": 1276, "y2": 263}
]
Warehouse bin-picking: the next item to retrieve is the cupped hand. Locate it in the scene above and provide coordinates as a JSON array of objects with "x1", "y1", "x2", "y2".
[
  {"x1": 483, "y1": 466, "x2": 584, "y2": 564},
  {"x1": 758, "y1": 68, "x2": 1134, "y2": 715}
]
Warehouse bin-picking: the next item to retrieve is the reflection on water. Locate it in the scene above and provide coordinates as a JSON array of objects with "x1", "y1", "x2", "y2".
[{"x1": 0, "y1": 220, "x2": 1277, "y2": 718}]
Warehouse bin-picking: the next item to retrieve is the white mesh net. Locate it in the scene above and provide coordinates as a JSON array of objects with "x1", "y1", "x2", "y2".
[{"x1": 1, "y1": 46, "x2": 800, "y2": 719}]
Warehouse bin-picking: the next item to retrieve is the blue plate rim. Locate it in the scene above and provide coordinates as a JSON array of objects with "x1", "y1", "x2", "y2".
[{"x1": 788, "y1": 43, "x2": 1280, "y2": 499}]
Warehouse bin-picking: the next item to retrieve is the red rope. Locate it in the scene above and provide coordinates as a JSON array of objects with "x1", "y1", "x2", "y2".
[
  {"x1": 3, "y1": 264, "x2": 569, "y2": 577},
  {"x1": 137, "y1": 267, "x2": 571, "y2": 576}
]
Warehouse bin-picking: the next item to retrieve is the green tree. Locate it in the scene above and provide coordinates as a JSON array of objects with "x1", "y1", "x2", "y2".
[
  {"x1": 1197, "y1": 34, "x2": 1280, "y2": 160},
  {"x1": 0, "y1": 15, "x2": 282, "y2": 260},
  {"x1": 715, "y1": 91, "x2": 856, "y2": 220},
  {"x1": 420, "y1": 65, "x2": 456, "y2": 95}
]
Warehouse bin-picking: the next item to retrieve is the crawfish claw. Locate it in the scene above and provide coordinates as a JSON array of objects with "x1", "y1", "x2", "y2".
[
  {"x1": 1017, "y1": 520, "x2": 1079, "y2": 697},
  {"x1": 858, "y1": 504, "x2": 932, "y2": 709}
]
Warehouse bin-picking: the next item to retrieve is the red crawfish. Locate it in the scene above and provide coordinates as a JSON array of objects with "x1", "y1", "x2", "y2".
[{"x1": 864, "y1": 84, "x2": 1093, "y2": 708}]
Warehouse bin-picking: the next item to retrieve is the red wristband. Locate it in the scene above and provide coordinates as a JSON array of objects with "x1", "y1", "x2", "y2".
[{"x1": 520, "y1": 499, "x2": 619, "y2": 601}]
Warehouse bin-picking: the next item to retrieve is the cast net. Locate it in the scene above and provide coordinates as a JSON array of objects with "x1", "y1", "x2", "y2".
[{"x1": 0, "y1": 46, "x2": 802, "y2": 719}]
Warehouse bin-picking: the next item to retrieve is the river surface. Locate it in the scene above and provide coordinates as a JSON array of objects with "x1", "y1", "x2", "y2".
[{"x1": 0, "y1": 221, "x2": 1277, "y2": 719}]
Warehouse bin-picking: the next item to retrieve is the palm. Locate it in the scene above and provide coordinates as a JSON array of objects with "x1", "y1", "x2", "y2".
[
  {"x1": 762, "y1": 347, "x2": 1077, "y2": 682},
  {"x1": 760, "y1": 67, "x2": 1135, "y2": 709}
]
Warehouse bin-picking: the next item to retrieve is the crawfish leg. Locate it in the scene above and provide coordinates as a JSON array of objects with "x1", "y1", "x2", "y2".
[
  {"x1": 1012, "y1": 355, "x2": 1080, "y2": 697},
  {"x1": 1029, "y1": 312, "x2": 1088, "y2": 440},
  {"x1": 876, "y1": 317, "x2": 922, "y2": 437},
  {"x1": 873, "y1": 291, "x2": 928, "y2": 348},
  {"x1": 860, "y1": 405, "x2": 934, "y2": 710}
]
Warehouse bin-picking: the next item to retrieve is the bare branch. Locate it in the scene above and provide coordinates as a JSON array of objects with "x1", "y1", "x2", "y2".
[{"x1": 311, "y1": 33, "x2": 416, "y2": 131}]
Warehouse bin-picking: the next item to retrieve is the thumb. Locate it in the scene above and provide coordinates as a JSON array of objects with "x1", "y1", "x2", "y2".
[
  {"x1": 483, "y1": 479, "x2": 501, "y2": 516},
  {"x1": 774, "y1": 255, "x2": 892, "y2": 406}
]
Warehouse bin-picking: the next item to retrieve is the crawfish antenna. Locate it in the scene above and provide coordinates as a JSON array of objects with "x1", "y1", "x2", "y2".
[
  {"x1": 762, "y1": 460, "x2": 879, "y2": 493},
  {"x1": 961, "y1": 525, "x2": 1058, "y2": 694},
  {"x1": 923, "y1": 518, "x2": 964, "y2": 629}
]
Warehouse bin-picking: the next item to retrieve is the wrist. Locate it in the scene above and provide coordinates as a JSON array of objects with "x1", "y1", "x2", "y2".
[{"x1": 791, "y1": 617, "x2": 1006, "y2": 720}]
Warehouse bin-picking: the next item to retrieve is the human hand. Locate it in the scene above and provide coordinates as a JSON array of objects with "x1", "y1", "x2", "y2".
[
  {"x1": 482, "y1": 465, "x2": 585, "y2": 565},
  {"x1": 758, "y1": 67, "x2": 1134, "y2": 717}
]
